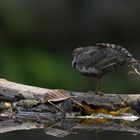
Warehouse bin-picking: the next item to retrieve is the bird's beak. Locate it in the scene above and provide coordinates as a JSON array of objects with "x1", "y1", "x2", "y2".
[{"x1": 72, "y1": 57, "x2": 76, "y2": 68}]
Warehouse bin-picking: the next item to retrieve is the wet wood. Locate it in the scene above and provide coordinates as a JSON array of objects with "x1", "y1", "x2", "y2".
[
  {"x1": 0, "y1": 79, "x2": 52, "y2": 101},
  {"x1": 0, "y1": 79, "x2": 71, "y2": 102},
  {"x1": 0, "y1": 79, "x2": 140, "y2": 137},
  {"x1": 0, "y1": 78, "x2": 140, "y2": 113}
]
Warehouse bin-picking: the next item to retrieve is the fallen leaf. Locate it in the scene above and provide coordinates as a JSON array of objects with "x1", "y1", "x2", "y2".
[
  {"x1": 4, "y1": 102, "x2": 12, "y2": 107},
  {"x1": 110, "y1": 107, "x2": 131, "y2": 116},
  {"x1": 44, "y1": 89, "x2": 73, "y2": 102},
  {"x1": 80, "y1": 104, "x2": 108, "y2": 115}
]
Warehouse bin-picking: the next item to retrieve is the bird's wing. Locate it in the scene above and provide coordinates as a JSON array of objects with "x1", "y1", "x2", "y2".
[
  {"x1": 77, "y1": 47, "x2": 107, "y2": 67},
  {"x1": 96, "y1": 43, "x2": 122, "y2": 50},
  {"x1": 94, "y1": 54, "x2": 118, "y2": 73}
]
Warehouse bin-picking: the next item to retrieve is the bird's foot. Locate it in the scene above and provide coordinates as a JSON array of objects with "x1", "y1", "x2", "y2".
[{"x1": 88, "y1": 91, "x2": 104, "y2": 96}]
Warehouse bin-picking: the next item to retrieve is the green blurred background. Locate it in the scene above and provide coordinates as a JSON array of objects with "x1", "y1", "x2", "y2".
[{"x1": 0, "y1": 0, "x2": 140, "y2": 93}]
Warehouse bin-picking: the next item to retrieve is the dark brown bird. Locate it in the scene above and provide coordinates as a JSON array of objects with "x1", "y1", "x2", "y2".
[{"x1": 72, "y1": 43, "x2": 138, "y2": 93}]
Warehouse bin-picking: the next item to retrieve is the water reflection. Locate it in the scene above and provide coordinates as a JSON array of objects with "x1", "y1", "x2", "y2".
[{"x1": 0, "y1": 130, "x2": 139, "y2": 140}]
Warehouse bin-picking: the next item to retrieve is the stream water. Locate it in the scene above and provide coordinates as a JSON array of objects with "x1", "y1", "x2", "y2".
[{"x1": 0, "y1": 130, "x2": 139, "y2": 140}]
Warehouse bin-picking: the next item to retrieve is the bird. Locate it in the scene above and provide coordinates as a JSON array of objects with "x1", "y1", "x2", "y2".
[{"x1": 72, "y1": 43, "x2": 139, "y2": 94}]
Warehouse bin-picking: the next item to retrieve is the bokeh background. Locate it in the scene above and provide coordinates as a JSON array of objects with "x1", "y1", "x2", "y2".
[
  {"x1": 0, "y1": 0, "x2": 140, "y2": 93},
  {"x1": 1, "y1": 1, "x2": 140, "y2": 140}
]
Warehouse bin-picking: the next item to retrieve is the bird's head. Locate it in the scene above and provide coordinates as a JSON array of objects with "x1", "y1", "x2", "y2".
[
  {"x1": 72, "y1": 47, "x2": 84, "y2": 56},
  {"x1": 72, "y1": 47, "x2": 84, "y2": 69}
]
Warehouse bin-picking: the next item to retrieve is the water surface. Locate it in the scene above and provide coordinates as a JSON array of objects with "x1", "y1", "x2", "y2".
[{"x1": 0, "y1": 130, "x2": 140, "y2": 140}]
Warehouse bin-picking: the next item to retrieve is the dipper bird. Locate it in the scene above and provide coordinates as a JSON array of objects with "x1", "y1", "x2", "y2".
[{"x1": 72, "y1": 43, "x2": 139, "y2": 93}]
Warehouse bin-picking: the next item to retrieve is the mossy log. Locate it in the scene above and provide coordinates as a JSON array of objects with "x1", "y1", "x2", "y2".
[
  {"x1": 0, "y1": 78, "x2": 140, "y2": 114},
  {"x1": 0, "y1": 79, "x2": 140, "y2": 137}
]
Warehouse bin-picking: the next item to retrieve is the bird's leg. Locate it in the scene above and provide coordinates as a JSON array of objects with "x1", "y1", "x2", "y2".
[
  {"x1": 88, "y1": 78, "x2": 103, "y2": 95},
  {"x1": 94, "y1": 78, "x2": 104, "y2": 95}
]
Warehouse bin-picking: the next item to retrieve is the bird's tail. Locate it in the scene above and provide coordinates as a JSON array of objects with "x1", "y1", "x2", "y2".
[{"x1": 128, "y1": 58, "x2": 140, "y2": 77}]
